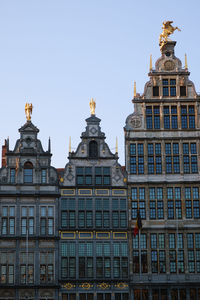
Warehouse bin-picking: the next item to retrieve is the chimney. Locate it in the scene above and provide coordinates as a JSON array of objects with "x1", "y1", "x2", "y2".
[{"x1": 2, "y1": 140, "x2": 7, "y2": 167}]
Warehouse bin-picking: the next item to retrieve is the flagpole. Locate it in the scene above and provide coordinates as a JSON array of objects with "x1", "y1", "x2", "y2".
[
  {"x1": 139, "y1": 229, "x2": 141, "y2": 278},
  {"x1": 26, "y1": 227, "x2": 28, "y2": 284}
]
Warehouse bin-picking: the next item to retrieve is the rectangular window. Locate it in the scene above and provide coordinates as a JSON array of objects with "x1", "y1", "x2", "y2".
[
  {"x1": 153, "y1": 86, "x2": 159, "y2": 97},
  {"x1": 162, "y1": 79, "x2": 176, "y2": 96},
  {"x1": 146, "y1": 106, "x2": 152, "y2": 129},
  {"x1": 164, "y1": 106, "x2": 170, "y2": 129},
  {"x1": 1, "y1": 206, "x2": 15, "y2": 235},
  {"x1": 181, "y1": 106, "x2": 188, "y2": 129},
  {"x1": 24, "y1": 168, "x2": 33, "y2": 183},
  {"x1": 77, "y1": 167, "x2": 92, "y2": 185},
  {"x1": 0, "y1": 252, "x2": 15, "y2": 284},
  {"x1": 41, "y1": 169, "x2": 47, "y2": 183},
  {"x1": 171, "y1": 106, "x2": 178, "y2": 129},
  {"x1": 180, "y1": 86, "x2": 186, "y2": 96},
  {"x1": 40, "y1": 252, "x2": 54, "y2": 283},
  {"x1": 20, "y1": 252, "x2": 34, "y2": 284},
  {"x1": 61, "y1": 243, "x2": 76, "y2": 279},
  {"x1": 154, "y1": 106, "x2": 160, "y2": 129},
  {"x1": 10, "y1": 169, "x2": 16, "y2": 183},
  {"x1": 40, "y1": 206, "x2": 54, "y2": 235},
  {"x1": 79, "y1": 243, "x2": 93, "y2": 278},
  {"x1": 148, "y1": 144, "x2": 154, "y2": 174},
  {"x1": 138, "y1": 144, "x2": 144, "y2": 174}
]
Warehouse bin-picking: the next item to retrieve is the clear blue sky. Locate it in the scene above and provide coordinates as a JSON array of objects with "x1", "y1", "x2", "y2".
[{"x1": 0, "y1": 0, "x2": 200, "y2": 167}]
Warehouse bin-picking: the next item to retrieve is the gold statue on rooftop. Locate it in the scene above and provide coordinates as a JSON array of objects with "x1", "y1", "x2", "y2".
[
  {"x1": 159, "y1": 21, "x2": 181, "y2": 49},
  {"x1": 25, "y1": 103, "x2": 33, "y2": 121},
  {"x1": 89, "y1": 98, "x2": 96, "y2": 115}
]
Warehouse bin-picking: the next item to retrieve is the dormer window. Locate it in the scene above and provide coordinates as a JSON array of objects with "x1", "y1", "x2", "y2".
[
  {"x1": 24, "y1": 162, "x2": 33, "y2": 183},
  {"x1": 89, "y1": 141, "x2": 98, "y2": 158},
  {"x1": 162, "y1": 79, "x2": 176, "y2": 97},
  {"x1": 180, "y1": 86, "x2": 186, "y2": 97}
]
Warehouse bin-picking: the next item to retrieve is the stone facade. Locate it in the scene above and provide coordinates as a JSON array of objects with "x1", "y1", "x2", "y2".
[
  {"x1": 0, "y1": 38, "x2": 200, "y2": 300},
  {"x1": 0, "y1": 120, "x2": 59, "y2": 299},
  {"x1": 124, "y1": 41, "x2": 200, "y2": 300}
]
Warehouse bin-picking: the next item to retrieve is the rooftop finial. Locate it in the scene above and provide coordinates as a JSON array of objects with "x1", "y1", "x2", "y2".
[
  {"x1": 185, "y1": 54, "x2": 188, "y2": 69},
  {"x1": 115, "y1": 137, "x2": 118, "y2": 154},
  {"x1": 159, "y1": 21, "x2": 181, "y2": 50},
  {"x1": 89, "y1": 98, "x2": 96, "y2": 115},
  {"x1": 48, "y1": 137, "x2": 51, "y2": 153},
  {"x1": 134, "y1": 81, "x2": 136, "y2": 98},
  {"x1": 69, "y1": 136, "x2": 71, "y2": 153},
  {"x1": 150, "y1": 54, "x2": 152, "y2": 71},
  {"x1": 25, "y1": 103, "x2": 33, "y2": 121}
]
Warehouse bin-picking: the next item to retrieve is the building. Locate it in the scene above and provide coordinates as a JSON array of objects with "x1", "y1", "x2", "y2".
[
  {"x1": 59, "y1": 104, "x2": 129, "y2": 300},
  {"x1": 0, "y1": 114, "x2": 59, "y2": 299},
  {"x1": 124, "y1": 40, "x2": 200, "y2": 299}
]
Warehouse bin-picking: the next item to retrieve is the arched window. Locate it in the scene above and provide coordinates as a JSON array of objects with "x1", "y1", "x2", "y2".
[
  {"x1": 89, "y1": 141, "x2": 98, "y2": 158},
  {"x1": 24, "y1": 162, "x2": 33, "y2": 183}
]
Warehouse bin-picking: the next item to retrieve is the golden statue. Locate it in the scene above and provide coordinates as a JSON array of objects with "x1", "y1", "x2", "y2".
[
  {"x1": 89, "y1": 98, "x2": 96, "y2": 115},
  {"x1": 25, "y1": 103, "x2": 33, "y2": 121},
  {"x1": 159, "y1": 21, "x2": 181, "y2": 49}
]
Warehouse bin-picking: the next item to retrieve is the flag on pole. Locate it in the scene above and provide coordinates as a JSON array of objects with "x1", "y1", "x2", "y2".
[{"x1": 133, "y1": 210, "x2": 142, "y2": 237}]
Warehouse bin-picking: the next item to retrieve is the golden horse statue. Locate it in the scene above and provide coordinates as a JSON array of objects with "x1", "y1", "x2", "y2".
[
  {"x1": 25, "y1": 103, "x2": 33, "y2": 121},
  {"x1": 159, "y1": 21, "x2": 181, "y2": 49}
]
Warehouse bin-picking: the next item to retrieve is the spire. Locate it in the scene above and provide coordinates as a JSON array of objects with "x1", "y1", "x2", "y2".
[
  {"x1": 115, "y1": 137, "x2": 118, "y2": 154},
  {"x1": 185, "y1": 54, "x2": 188, "y2": 69},
  {"x1": 150, "y1": 54, "x2": 152, "y2": 71},
  {"x1": 48, "y1": 137, "x2": 51, "y2": 153},
  {"x1": 134, "y1": 81, "x2": 136, "y2": 98},
  {"x1": 69, "y1": 136, "x2": 71, "y2": 153}
]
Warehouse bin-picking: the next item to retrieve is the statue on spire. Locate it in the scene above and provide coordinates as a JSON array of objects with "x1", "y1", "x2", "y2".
[
  {"x1": 159, "y1": 21, "x2": 181, "y2": 49},
  {"x1": 89, "y1": 98, "x2": 96, "y2": 115},
  {"x1": 25, "y1": 103, "x2": 33, "y2": 121}
]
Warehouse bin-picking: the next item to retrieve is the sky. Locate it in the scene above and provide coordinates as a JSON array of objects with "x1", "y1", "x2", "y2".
[{"x1": 0, "y1": 0, "x2": 200, "y2": 167}]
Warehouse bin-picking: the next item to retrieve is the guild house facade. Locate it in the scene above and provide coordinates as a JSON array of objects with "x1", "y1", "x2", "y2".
[{"x1": 0, "y1": 22, "x2": 199, "y2": 300}]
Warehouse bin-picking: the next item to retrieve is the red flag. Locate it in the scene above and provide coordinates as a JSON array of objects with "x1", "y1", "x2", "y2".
[{"x1": 133, "y1": 210, "x2": 142, "y2": 237}]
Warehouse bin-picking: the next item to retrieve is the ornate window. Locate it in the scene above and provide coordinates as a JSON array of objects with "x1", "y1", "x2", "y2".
[
  {"x1": 89, "y1": 141, "x2": 98, "y2": 158},
  {"x1": 24, "y1": 162, "x2": 33, "y2": 183}
]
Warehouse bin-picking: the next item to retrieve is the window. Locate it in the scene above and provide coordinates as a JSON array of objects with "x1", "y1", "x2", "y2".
[
  {"x1": 131, "y1": 188, "x2": 146, "y2": 219},
  {"x1": 171, "y1": 106, "x2": 178, "y2": 129},
  {"x1": 162, "y1": 79, "x2": 176, "y2": 96},
  {"x1": 96, "y1": 198, "x2": 109, "y2": 228},
  {"x1": 130, "y1": 144, "x2": 136, "y2": 174},
  {"x1": 95, "y1": 167, "x2": 110, "y2": 185},
  {"x1": 40, "y1": 206, "x2": 54, "y2": 235},
  {"x1": 153, "y1": 86, "x2": 159, "y2": 97},
  {"x1": 165, "y1": 143, "x2": 180, "y2": 174},
  {"x1": 10, "y1": 169, "x2": 16, "y2": 183},
  {"x1": 76, "y1": 167, "x2": 92, "y2": 185},
  {"x1": 181, "y1": 105, "x2": 195, "y2": 129},
  {"x1": 61, "y1": 243, "x2": 76, "y2": 279},
  {"x1": 89, "y1": 141, "x2": 98, "y2": 158},
  {"x1": 78, "y1": 198, "x2": 93, "y2": 228},
  {"x1": 20, "y1": 252, "x2": 34, "y2": 284},
  {"x1": 113, "y1": 242, "x2": 128, "y2": 278},
  {"x1": 21, "y1": 206, "x2": 34, "y2": 235},
  {"x1": 146, "y1": 106, "x2": 153, "y2": 129},
  {"x1": 169, "y1": 234, "x2": 176, "y2": 273},
  {"x1": 41, "y1": 169, "x2": 47, "y2": 183},
  {"x1": 96, "y1": 243, "x2": 111, "y2": 278},
  {"x1": 149, "y1": 187, "x2": 164, "y2": 219},
  {"x1": 0, "y1": 252, "x2": 15, "y2": 284},
  {"x1": 164, "y1": 106, "x2": 170, "y2": 129},
  {"x1": 24, "y1": 162, "x2": 33, "y2": 183},
  {"x1": 61, "y1": 198, "x2": 75, "y2": 228},
  {"x1": 1, "y1": 206, "x2": 15, "y2": 235},
  {"x1": 112, "y1": 198, "x2": 127, "y2": 228},
  {"x1": 180, "y1": 86, "x2": 186, "y2": 96},
  {"x1": 154, "y1": 106, "x2": 160, "y2": 129},
  {"x1": 138, "y1": 144, "x2": 144, "y2": 174},
  {"x1": 79, "y1": 243, "x2": 93, "y2": 278},
  {"x1": 148, "y1": 144, "x2": 154, "y2": 174},
  {"x1": 40, "y1": 252, "x2": 54, "y2": 283}
]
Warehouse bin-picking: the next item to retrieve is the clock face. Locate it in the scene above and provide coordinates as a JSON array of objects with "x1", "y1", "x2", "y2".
[{"x1": 164, "y1": 60, "x2": 175, "y2": 71}]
